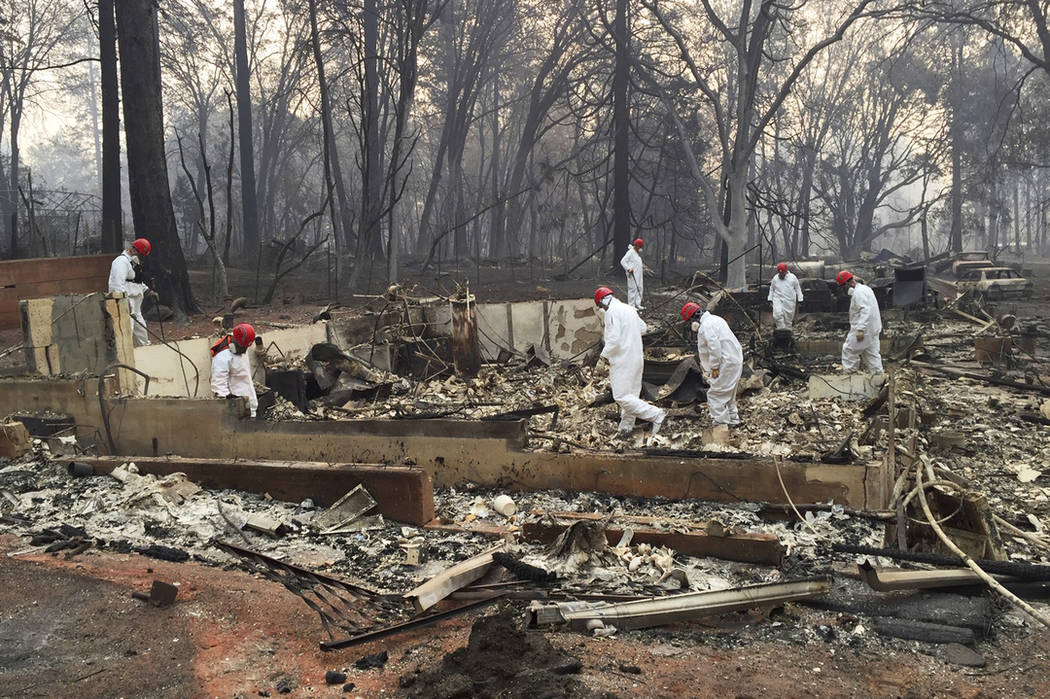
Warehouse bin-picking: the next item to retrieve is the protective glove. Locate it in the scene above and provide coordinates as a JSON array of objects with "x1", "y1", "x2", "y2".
[
  {"x1": 147, "y1": 289, "x2": 160, "y2": 301},
  {"x1": 856, "y1": 330, "x2": 865, "y2": 342},
  {"x1": 250, "y1": 409, "x2": 257, "y2": 418},
  {"x1": 710, "y1": 367, "x2": 720, "y2": 379},
  {"x1": 225, "y1": 394, "x2": 236, "y2": 400}
]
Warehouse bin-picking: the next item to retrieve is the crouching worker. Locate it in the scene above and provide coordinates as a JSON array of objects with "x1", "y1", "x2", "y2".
[
  {"x1": 211, "y1": 323, "x2": 259, "y2": 417},
  {"x1": 681, "y1": 301, "x2": 743, "y2": 426}
]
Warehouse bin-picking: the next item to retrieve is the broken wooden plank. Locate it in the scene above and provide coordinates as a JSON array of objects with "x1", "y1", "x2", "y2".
[
  {"x1": 424, "y1": 519, "x2": 517, "y2": 537},
  {"x1": 529, "y1": 578, "x2": 830, "y2": 631},
  {"x1": 833, "y1": 543, "x2": 1050, "y2": 580},
  {"x1": 521, "y1": 514, "x2": 783, "y2": 566},
  {"x1": 404, "y1": 543, "x2": 505, "y2": 613},
  {"x1": 76, "y1": 456, "x2": 434, "y2": 525},
  {"x1": 856, "y1": 562, "x2": 1009, "y2": 591}
]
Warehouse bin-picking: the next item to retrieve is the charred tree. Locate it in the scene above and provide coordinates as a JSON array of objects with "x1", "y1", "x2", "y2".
[
  {"x1": 100, "y1": 0, "x2": 122, "y2": 253},
  {"x1": 611, "y1": 0, "x2": 630, "y2": 264},
  {"x1": 233, "y1": 0, "x2": 260, "y2": 259}
]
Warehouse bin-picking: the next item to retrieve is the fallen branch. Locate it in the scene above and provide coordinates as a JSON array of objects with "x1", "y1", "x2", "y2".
[{"x1": 914, "y1": 465, "x2": 1050, "y2": 628}]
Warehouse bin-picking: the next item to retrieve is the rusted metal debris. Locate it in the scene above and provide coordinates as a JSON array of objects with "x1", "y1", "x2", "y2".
[
  {"x1": 320, "y1": 594, "x2": 504, "y2": 651},
  {"x1": 217, "y1": 541, "x2": 404, "y2": 641},
  {"x1": 131, "y1": 580, "x2": 178, "y2": 607}
]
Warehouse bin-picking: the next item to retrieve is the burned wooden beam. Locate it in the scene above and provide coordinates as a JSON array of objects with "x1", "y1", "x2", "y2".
[
  {"x1": 872, "y1": 618, "x2": 975, "y2": 645},
  {"x1": 76, "y1": 456, "x2": 434, "y2": 525},
  {"x1": 832, "y1": 544, "x2": 1050, "y2": 580},
  {"x1": 520, "y1": 512, "x2": 784, "y2": 566}
]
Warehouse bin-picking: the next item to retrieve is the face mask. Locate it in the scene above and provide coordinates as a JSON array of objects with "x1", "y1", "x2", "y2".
[
  {"x1": 691, "y1": 321, "x2": 700, "y2": 332},
  {"x1": 600, "y1": 297, "x2": 611, "y2": 309},
  {"x1": 847, "y1": 287, "x2": 855, "y2": 296}
]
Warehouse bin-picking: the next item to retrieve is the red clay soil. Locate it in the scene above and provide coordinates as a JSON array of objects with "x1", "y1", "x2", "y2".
[{"x1": 2, "y1": 534, "x2": 1050, "y2": 698}]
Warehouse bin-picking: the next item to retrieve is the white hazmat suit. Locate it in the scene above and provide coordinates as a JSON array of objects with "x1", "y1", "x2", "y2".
[
  {"x1": 108, "y1": 250, "x2": 150, "y2": 347},
  {"x1": 211, "y1": 340, "x2": 259, "y2": 417},
  {"x1": 841, "y1": 282, "x2": 883, "y2": 374},
  {"x1": 695, "y1": 311, "x2": 743, "y2": 425},
  {"x1": 768, "y1": 272, "x2": 803, "y2": 330},
  {"x1": 600, "y1": 296, "x2": 665, "y2": 434},
  {"x1": 620, "y1": 246, "x2": 644, "y2": 309}
]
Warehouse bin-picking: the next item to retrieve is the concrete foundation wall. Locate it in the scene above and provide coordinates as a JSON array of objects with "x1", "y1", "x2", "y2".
[
  {"x1": 0, "y1": 378, "x2": 890, "y2": 510},
  {"x1": 20, "y1": 294, "x2": 135, "y2": 385}
]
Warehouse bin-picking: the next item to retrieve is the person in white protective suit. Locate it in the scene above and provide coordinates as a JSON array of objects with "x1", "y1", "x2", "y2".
[
  {"x1": 211, "y1": 323, "x2": 260, "y2": 417},
  {"x1": 681, "y1": 301, "x2": 743, "y2": 426},
  {"x1": 619, "y1": 238, "x2": 646, "y2": 310},
  {"x1": 768, "y1": 262, "x2": 804, "y2": 331},
  {"x1": 836, "y1": 270, "x2": 883, "y2": 374},
  {"x1": 595, "y1": 287, "x2": 666, "y2": 438},
  {"x1": 108, "y1": 238, "x2": 153, "y2": 346}
]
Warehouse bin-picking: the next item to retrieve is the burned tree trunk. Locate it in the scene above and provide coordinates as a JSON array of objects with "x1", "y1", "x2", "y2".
[
  {"x1": 114, "y1": 0, "x2": 198, "y2": 316},
  {"x1": 99, "y1": 0, "x2": 122, "y2": 254},
  {"x1": 233, "y1": 0, "x2": 260, "y2": 259}
]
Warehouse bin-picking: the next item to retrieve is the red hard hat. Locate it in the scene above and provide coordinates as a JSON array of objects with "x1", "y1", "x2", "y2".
[
  {"x1": 681, "y1": 301, "x2": 701, "y2": 322},
  {"x1": 633, "y1": 238, "x2": 644, "y2": 249},
  {"x1": 836, "y1": 270, "x2": 854, "y2": 286},
  {"x1": 132, "y1": 238, "x2": 151, "y2": 256},
  {"x1": 777, "y1": 262, "x2": 788, "y2": 274},
  {"x1": 594, "y1": 287, "x2": 613, "y2": 306},
  {"x1": 231, "y1": 323, "x2": 256, "y2": 349}
]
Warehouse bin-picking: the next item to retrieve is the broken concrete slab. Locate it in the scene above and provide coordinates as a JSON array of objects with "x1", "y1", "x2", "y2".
[{"x1": 808, "y1": 373, "x2": 886, "y2": 401}]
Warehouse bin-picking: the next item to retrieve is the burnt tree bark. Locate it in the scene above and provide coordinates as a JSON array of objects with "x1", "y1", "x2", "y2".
[
  {"x1": 233, "y1": 0, "x2": 260, "y2": 259},
  {"x1": 99, "y1": 0, "x2": 122, "y2": 253},
  {"x1": 611, "y1": 0, "x2": 630, "y2": 263},
  {"x1": 114, "y1": 0, "x2": 198, "y2": 315}
]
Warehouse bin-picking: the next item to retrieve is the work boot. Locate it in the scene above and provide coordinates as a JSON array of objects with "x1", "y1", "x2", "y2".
[
  {"x1": 651, "y1": 410, "x2": 666, "y2": 436},
  {"x1": 617, "y1": 428, "x2": 632, "y2": 439}
]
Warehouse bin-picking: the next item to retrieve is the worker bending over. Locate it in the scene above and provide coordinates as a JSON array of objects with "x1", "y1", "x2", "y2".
[
  {"x1": 768, "y1": 262, "x2": 803, "y2": 331},
  {"x1": 595, "y1": 287, "x2": 666, "y2": 438},
  {"x1": 619, "y1": 238, "x2": 645, "y2": 310},
  {"x1": 681, "y1": 302, "x2": 743, "y2": 426},
  {"x1": 108, "y1": 238, "x2": 153, "y2": 346},
  {"x1": 211, "y1": 323, "x2": 259, "y2": 417},
  {"x1": 837, "y1": 270, "x2": 883, "y2": 374}
]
